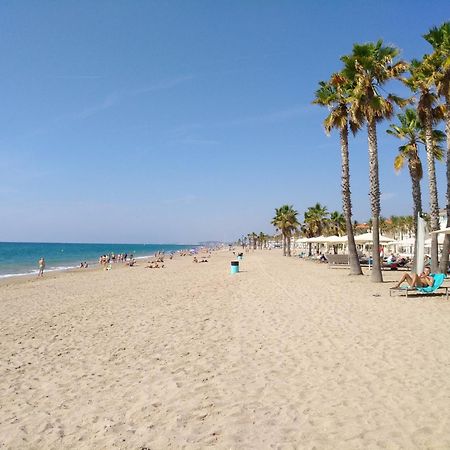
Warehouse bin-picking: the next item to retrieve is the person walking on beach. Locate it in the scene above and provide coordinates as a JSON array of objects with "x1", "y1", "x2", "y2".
[{"x1": 38, "y1": 257, "x2": 45, "y2": 277}]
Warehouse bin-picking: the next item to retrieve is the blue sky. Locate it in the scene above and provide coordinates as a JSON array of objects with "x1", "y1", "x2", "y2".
[{"x1": 1, "y1": 1, "x2": 449, "y2": 243}]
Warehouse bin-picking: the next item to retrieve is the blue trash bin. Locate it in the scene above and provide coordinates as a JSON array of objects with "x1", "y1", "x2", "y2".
[{"x1": 230, "y1": 260, "x2": 239, "y2": 274}]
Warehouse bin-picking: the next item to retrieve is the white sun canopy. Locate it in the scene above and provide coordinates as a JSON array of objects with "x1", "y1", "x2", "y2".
[
  {"x1": 430, "y1": 227, "x2": 450, "y2": 235},
  {"x1": 353, "y1": 232, "x2": 395, "y2": 244}
]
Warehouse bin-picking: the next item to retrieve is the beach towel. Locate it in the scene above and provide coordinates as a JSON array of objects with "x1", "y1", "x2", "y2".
[{"x1": 417, "y1": 273, "x2": 446, "y2": 293}]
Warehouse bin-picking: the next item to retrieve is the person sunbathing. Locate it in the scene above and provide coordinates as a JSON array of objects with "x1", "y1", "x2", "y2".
[
  {"x1": 392, "y1": 266, "x2": 434, "y2": 289},
  {"x1": 146, "y1": 262, "x2": 164, "y2": 269}
]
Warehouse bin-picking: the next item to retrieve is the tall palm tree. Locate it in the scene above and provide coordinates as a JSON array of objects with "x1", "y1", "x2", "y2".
[
  {"x1": 271, "y1": 205, "x2": 299, "y2": 257},
  {"x1": 387, "y1": 109, "x2": 424, "y2": 241},
  {"x1": 342, "y1": 40, "x2": 408, "y2": 282},
  {"x1": 272, "y1": 208, "x2": 287, "y2": 256},
  {"x1": 423, "y1": 23, "x2": 450, "y2": 272},
  {"x1": 406, "y1": 55, "x2": 443, "y2": 272},
  {"x1": 313, "y1": 73, "x2": 362, "y2": 275},
  {"x1": 387, "y1": 107, "x2": 445, "y2": 270}
]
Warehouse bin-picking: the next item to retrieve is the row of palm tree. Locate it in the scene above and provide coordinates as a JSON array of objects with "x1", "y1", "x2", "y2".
[
  {"x1": 313, "y1": 22, "x2": 450, "y2": 280},
  {"x1": 271, "y1": 205, "x2": 300, "y2": 256},
  {"x1": 387, "y1": 108, "x2": 444, "y2": 253},
  {"x1": 238, "y1": 232, "x2": 271, "y2": 250},
  {"x1": 273, "y1": 204, "x2": 416, "y2": 242},
  {"x1": 245, "y1": 206, "x2": 417, "y2": 259}
]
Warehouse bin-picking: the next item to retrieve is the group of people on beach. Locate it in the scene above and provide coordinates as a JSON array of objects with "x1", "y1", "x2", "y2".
[
  {"x1": 145, "y1": 251, "x2": 167, "y2": 269},
  {"x1": 193, "y1": 256, "x2": 209, "y2": 263},
  {"x1": 100, "y1": 253, "x2": 132, "y2": 264},
  {"x1": 36, "y1": 247, "x2": 216, "y2": 277},
  {"x1": 98, "y1": 253, "x2": 135, "y2": 270}
]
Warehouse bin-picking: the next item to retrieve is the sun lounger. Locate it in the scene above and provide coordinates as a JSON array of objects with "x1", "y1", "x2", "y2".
[
  {"x1": 326, "y1": 254, "x2": 349, "y2": 268},
  {"x1": 390, "y1": 273, "x2": 448, "y2": 299}
]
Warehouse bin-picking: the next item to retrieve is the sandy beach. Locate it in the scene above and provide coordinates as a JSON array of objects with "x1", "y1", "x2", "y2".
[{"x1": 1, "y1": 249, "x2": 450, "y2": 449}]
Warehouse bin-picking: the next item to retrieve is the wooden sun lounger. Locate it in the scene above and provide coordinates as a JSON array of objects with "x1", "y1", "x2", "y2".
[
  {"x1": 326, "y1": 254, "x2": 349, "y2": 268},
  {"x1": 389, "y1": 286, "x2": 449, "y2": 299}
]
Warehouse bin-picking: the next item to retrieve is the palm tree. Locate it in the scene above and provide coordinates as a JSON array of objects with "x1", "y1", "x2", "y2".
[
  {"x1": 389, "y1": 215, "x2": 402, "y2": 239},
  {"x1": 387, "y1": 108, "x2": 424, "y2": 231},
  {"x1": 379, "y1": 216, "x2": 390, "y2": 235},
  {"x1": 258, "y1": 232, "x2": 267, "y2": 249},
  {"x1": 387, "y1": 108, "x2": 445, "y2": 270},
  {"x1": 423, "y1": 23, "x2": 450, "y2": 272},
  {"x1": 303, "y1": 203, "x2": 329, "y2": 256},
  {"x1": 404, "y1": 215, "x2": 415, "y2": 236},
  {"x1": 406, "y1": 55, "x2": 443, "y2": 272},
  {"x1": 342, "y1": 40, "x2": 408, "y2": 282},
  {"x1": 328, "y1": 211, "x2": 346, "y2": 236},
  {"x1": 313, "y1": 73, "x2": 362, "y2": 275},
  {"x1": 251, "y1": 232, "x2": 258, "y2": 250},
  {"x1": 304, "y1": 203, "x2": 329, "y2": 236},
  {"x1": 271, "y1": 205, "x2": 299, "y2": 257}
]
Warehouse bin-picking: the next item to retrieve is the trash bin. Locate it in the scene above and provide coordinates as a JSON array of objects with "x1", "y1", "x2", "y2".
[
  {"x1": 237, "y1": 254, "x2": 243, "y2": 261},
  {"x1": 230, "y1": 260, "x2": 239, "y2": 274}
]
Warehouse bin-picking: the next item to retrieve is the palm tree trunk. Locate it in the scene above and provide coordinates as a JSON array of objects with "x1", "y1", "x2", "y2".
[
  {"x1": 340, "y1": 125, "x2": 362, "y2": 275},
  {"x1": 408, "y1": 158, "x2": 423, "y2": 273},
  {"x1": 287, "y1": 235, "x2": 292, "y2": 257},
  {"x1": 368, "y1": 120, "x2": 383, "y2": 282},
  {"x1": 439, "y1": 98, "x2": 450, "y2": 274},
  {"x1": 424, "y1": 108, "x2": 440, "y2": 272},
  {"x1": 282, "y1": 234, "x2": 286, "y2": 256}
]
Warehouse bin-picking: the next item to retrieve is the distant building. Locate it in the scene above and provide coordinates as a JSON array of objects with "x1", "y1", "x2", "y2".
[{"x1": 355, "y1": 223, "x2": 370, "y2": 234}]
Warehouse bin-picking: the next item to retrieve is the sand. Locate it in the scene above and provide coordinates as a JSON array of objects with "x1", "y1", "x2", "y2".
[{"x1": 1, "y1": 249, "x2": 450, "y2": 449}]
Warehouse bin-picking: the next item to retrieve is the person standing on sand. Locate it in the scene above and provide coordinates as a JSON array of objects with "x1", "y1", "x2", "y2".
[{"x1": 38, "y1": 257, "x2": 45, "y2": 277}]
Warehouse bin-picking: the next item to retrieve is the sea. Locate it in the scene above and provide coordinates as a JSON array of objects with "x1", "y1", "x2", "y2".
[{"x1": 0, "y1": 242, "x2": 197, "y2": 279}]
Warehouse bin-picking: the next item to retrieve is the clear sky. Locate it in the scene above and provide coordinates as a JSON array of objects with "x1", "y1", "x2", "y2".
[{"x1": 1, "y1": 1, "x2": 449, "y2": 243}]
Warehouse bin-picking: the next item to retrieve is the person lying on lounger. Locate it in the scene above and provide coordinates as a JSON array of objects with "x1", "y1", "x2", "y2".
[{"x1": 392, "y1": 266, "x2": 434, "y2": 289}]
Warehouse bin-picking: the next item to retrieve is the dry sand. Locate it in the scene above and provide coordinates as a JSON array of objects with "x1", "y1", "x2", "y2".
[{"x1": 1, "y1": 250, "x2": 450, "y2": 449}]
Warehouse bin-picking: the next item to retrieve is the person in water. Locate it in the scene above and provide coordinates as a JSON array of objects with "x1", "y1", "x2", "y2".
[{"x1": 392, "y1": 266, "x2": 434, "y2": 289}]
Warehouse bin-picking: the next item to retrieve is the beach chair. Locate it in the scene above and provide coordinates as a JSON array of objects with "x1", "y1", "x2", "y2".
[
  {"x1": 389, "y1": 273, "x2": 449, "y2": 299},
  {"x1": 326, "y1": 254, "x2": 350, "y2": 268}
]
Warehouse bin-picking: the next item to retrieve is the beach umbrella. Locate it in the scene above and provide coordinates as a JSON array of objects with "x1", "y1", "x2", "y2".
[
  {"x1": 430, "y1": 226, "x2": 450, "y2": 235},
  {"x1": 308, "y1": 236, "x2": 328, "y2": 243},
  {"x1": 425, "y1": 233, "x2": 445, "y2": 246},
  {"x1": 325, "y1": 235, "x2": 348, "y2": 243},
  {"x1": 354, "y1": 232, "x2": 394, "y2": 244},
  {"x1": 388, "y1": 237, "x2": 416, "y2": 246},
  {"x1": 426, "y1": 227, "x2": 448, "y2": 247}
]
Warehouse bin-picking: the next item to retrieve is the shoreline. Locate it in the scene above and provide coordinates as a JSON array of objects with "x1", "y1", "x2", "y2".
[{"x1": 0, "y1": 244, "x2": 200, "y2": 281}]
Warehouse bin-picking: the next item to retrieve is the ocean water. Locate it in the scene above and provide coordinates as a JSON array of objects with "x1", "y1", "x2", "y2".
[{"x1": 0, "y1": 242, "x2": 197, "y2": 278}]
